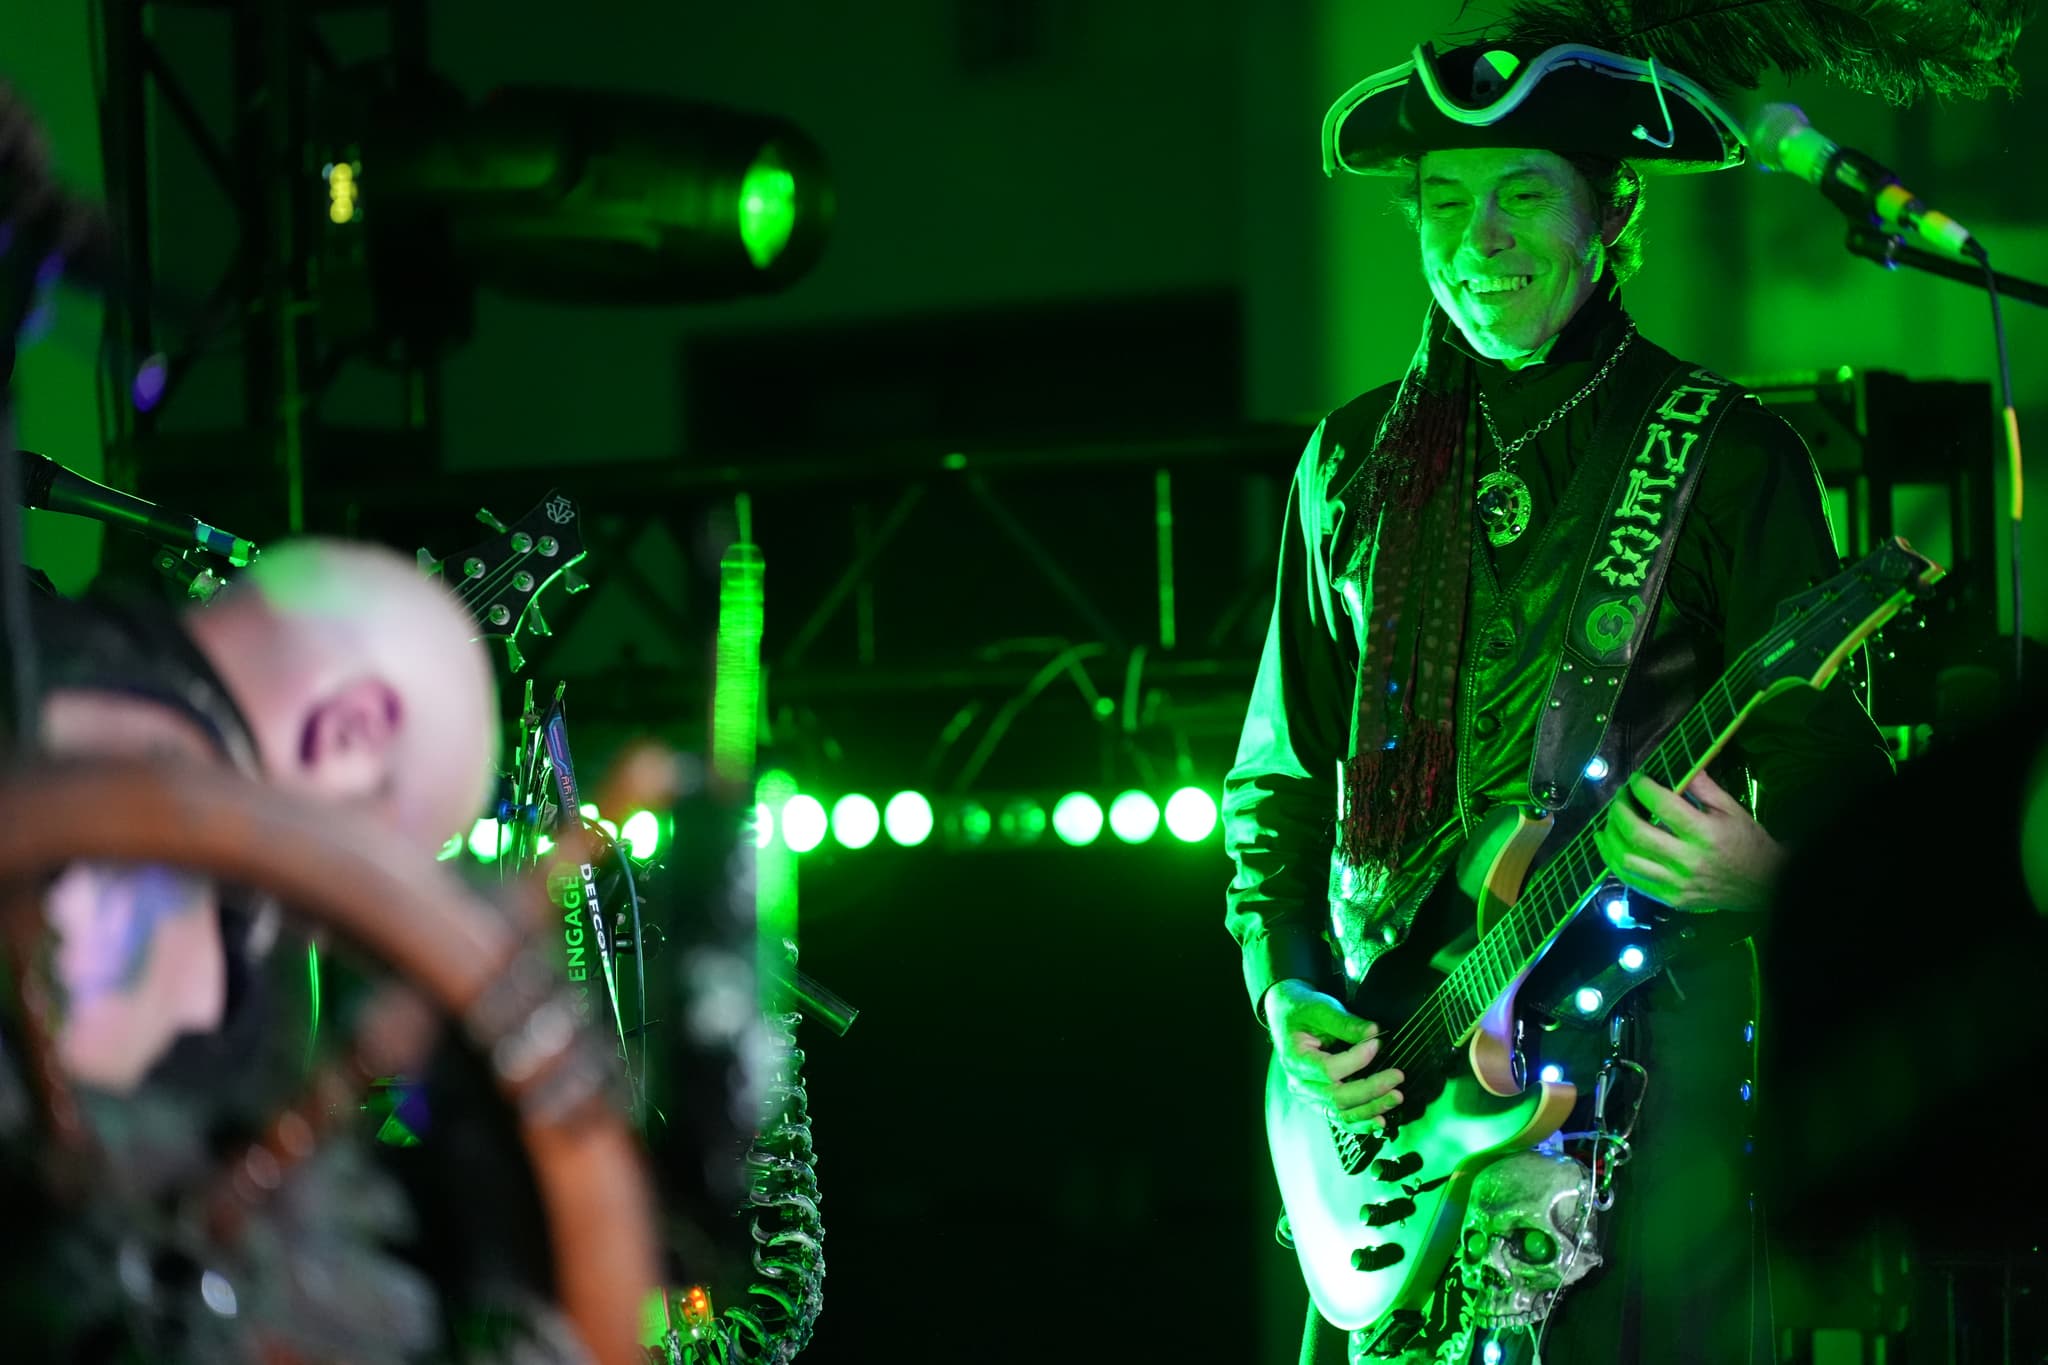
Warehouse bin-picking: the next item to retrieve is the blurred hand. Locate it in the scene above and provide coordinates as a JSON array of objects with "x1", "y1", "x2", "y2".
[{"x1": 1264, "y1": 979, "x2": 1403, "y2": 1133}]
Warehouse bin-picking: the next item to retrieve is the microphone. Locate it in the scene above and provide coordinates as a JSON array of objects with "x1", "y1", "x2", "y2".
[
  {"x1": 15, "y1": 450, "x2": 257, "y2": 566},
  {"x1": 1750, "y1": 103, "x2": 1979, "y2": 260}
]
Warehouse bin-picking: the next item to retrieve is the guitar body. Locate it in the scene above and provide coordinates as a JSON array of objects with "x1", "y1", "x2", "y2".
[
  {"x1": 1262, "y1": 538, "x2": 1944, "y2": 1338},
  {"x1": 1267, "y1": 809, "x2": 1576, "y2": 1332}
]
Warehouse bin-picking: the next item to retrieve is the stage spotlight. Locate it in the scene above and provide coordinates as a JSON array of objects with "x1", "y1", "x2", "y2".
[
  {"x1": 1164, "y1": 787, "x2": 1218, "y2": 843},
  {"x1": 953, "y1": 800, "x2": 993, "y2": 846},
  {"x1": 318, "y1": 74, "x2": 834, "y2": 351},
  {"x1": 1052, "y1": 793, "x2": 1104, "y2": 847},
  {"x1": 831, "y1": 794, "x2": 880, "y2": 850},
  {"x1": 884, "y1": 791, "x2": 934, "y2": 847},
  {"x1": 621, "y1": 809, "x2": 663, "y2": 861},
  {"x1": 997, "y1": 799, "x2": 1047, "y2": 845},
  {"x1": 1109, "y1": 790, "x2": 1161, "y2": 844},
  {"x1": 781, "y1": 795, "x2": 827, "y2": 853}
]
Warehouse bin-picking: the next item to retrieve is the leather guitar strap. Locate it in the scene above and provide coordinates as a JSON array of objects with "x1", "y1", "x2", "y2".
[{"x1": 1526, "y1": 363, "x2": 1740, "y2": 812}]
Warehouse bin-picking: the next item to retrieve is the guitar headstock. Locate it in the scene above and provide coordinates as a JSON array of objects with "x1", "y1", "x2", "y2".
[
  {"x1": 1755, "y1": 537, "x2": 1946, "y2": 696},
  {"x1": 423, "y1": 489, "x2": 590, "y2": 671}
]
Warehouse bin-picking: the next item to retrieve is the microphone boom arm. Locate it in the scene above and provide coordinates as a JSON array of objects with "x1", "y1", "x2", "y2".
[{"x1": 1846, "y1": 224, "x2": 2048, "y2": 309}]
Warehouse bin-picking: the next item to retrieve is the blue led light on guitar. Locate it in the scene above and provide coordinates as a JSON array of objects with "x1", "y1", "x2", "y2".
[
  {"x1": 1483, "y1": 1339, "x2": 1504, "y2": 1365},
  {"x1": 1574, "y1": 986, "x2": 1605, "y2": 1015},
  {"x1": 1539, "y1": 1064, "x2": 1564, "y2": 1084},
  {"x1": 1603, "y1": 889, "x2": 1640, "y2": 929},
  {"x1": 1619, "y1": 945, "x2": 1648, "y2": 971},
  {"x1": 1584, "y1": 755, "x2": 1611, "y2": 781}
]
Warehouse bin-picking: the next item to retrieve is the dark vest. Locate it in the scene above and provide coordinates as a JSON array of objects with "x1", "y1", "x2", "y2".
[{"x1": 1455, "y1": 336, "x2": 1735, "y2": 839}]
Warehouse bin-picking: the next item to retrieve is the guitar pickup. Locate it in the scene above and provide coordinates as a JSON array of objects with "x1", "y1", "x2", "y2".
[
  {"x1": 1370, "y1": 1151, "x2": 1423, "y2": 1183},
  {"x1": 1360, "y1": 1197, "x2": 1417, "y2": 1227}
]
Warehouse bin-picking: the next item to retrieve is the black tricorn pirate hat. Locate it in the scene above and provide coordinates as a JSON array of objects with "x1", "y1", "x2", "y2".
[
  {"x1": 1322, "y1": 41, "x2": 1745, "y2": 177},
  {"x1": 1324, "y1": 0, "x2": 2027, "y2": 179}
]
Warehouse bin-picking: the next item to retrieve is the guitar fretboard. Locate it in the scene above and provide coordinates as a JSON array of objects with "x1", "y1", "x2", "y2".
[{"x1": 1404, "y1": 635, "x2": 1776, "y2": 1059}]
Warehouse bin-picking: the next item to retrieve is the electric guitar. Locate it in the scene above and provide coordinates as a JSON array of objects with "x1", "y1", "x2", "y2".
[
  {"x1": 420, "y1": 490, "x2": 590, "y2": 671},
  {"x1": 1267, "y1": 537, "x2": 1943, "y2": 1337}
]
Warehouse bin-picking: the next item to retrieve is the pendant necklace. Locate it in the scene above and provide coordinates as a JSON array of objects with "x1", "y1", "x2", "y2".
[{"x1": 1475, "y1": 324, "x2": 1637, "y2": 547}]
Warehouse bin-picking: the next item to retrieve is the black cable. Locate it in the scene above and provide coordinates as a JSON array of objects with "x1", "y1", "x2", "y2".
[
  {"x1": 1973, "y1": 242, "x2": 2024, "y2": 688},
  {"x1": 615, "y1": 844, "x2": 653, "y2": 1122}
]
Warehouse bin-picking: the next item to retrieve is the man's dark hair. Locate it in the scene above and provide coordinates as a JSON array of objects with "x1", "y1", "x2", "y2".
[{"x1": 1395, "y1": 153, "x2": 1647, "y2": 286}]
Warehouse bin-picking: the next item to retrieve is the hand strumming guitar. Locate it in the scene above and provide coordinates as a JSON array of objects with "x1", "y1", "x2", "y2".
[{"x1": 1262, "y1": 979, "x2": 1405, "y2": 1134}]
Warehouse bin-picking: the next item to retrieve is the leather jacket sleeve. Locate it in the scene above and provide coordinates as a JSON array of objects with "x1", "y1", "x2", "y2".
[
  {"x1": 1688, "y1": 400, "x2": 1895, "y2": 842},
  {"x1": 1223, "y1": 426, "x2": 1355, "y2": 1021}
]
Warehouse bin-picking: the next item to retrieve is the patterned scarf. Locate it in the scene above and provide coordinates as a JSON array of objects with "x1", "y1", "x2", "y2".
[{"x1": 1331, "y1": 308, "x2": 1478, "y2": 875}]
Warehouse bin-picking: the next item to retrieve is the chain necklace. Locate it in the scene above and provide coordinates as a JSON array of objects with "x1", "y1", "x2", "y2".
[{"x1": 1474, "y1": 323, "x2": 1638, "y2": 547}]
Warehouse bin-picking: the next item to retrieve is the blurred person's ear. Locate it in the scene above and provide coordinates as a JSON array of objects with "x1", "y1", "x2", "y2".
[{"x1": 295, "y1": 676, "x2": 402, "y2": 802}]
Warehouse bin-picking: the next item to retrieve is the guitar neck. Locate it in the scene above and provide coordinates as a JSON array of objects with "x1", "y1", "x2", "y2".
[{"x1": 1432, "y1": 643, "x2": 1777, "y2": 1042}]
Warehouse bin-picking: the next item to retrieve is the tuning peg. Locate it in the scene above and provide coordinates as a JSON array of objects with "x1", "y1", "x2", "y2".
[
  {"x1": 503, "y1": 639, "x2": 526, "y2": 672},
  {"x1": 476, "y1": 508, "x2": 509, "y2": 534},
  {"x1": 416, "y1": 547, "x2": 439, "y2": 572},
  {"x1": 563, "y1": 570, "x2": 590, "y2": 595},
  {"x1": 527, "y1": 604, "x2": 552, "y2": 638}
]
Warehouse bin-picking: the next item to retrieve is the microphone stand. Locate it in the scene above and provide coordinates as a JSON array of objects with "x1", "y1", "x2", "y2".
[
  {"x1": 1846, "y1": 225, "x2": 2048, "y2": 308},
  {"x1": 1844, "y1": 223, "x2": 2034, "y2": 690}
]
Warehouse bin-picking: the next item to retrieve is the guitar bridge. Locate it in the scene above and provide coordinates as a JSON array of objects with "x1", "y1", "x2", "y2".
[{"x1": 1331, "y1": 1125, "x2": 1383, "y2": 1176}]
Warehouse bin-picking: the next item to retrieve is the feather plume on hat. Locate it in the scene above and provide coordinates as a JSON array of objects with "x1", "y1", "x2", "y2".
[{"x1": 1467, "y1": 0, "x2": 2029, "y2": 102}]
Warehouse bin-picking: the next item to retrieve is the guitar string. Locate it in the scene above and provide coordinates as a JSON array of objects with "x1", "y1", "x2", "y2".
[
  {"x1": 1381, "y1": 680, "x2": 1745, "y2": 1078},
  {"x1": 1366, "y1": 586, "x2": 1847, "y2": 1080},
  {"x1": 450, "y1": 543, "x2": 543, "y2": 614},
  {"x1": 1374, "y1": 558, "x2": 1902, "y2": 1085}
]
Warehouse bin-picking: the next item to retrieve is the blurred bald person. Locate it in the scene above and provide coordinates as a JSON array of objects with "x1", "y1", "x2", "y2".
[{"x1": 36, "y1": 537, "x2": 499, "y2": 1092}]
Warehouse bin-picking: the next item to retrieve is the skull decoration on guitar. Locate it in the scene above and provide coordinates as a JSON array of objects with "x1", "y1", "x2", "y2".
[{"x1": 1264, "y1": 538, "x2": 1943, "y2": 1345}]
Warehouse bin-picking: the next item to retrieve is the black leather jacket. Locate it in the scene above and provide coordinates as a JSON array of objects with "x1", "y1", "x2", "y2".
[{"x1": 1222, "y1": 292, "x2": 1893, "y2": 1018}]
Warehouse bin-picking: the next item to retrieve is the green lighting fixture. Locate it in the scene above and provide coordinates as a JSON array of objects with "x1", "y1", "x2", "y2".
[
  {"x1": 1052, "y1": 792, "x2": 1104, "y2": 847},
  {"x1": 620, "y1": 809, "x2": 663, "y2": 861},
  {"x1": 1164, "y1": 787, "x2": 1218, "y2": 843},
  {"x1": 739, "y1": 146, "x2": 799, "y2": 269},
  {"x1": 831, "y1": 794, "x2": 880, "y2": 850},
  {"x1": 957, "y1": 801, "x2": 993, "y2": 845},
  {"x1": 884, "y1": 791, "x2": 934, "y2": 847},
  {"x1": 468, "y1": 817, "x2": 503, "y2": 862},
  {"x1": 998, "y1": 799, "x2": 1047, "y2": 844},
  {"x1": 1108, "y1": 790, "x2": 1161, "y2": 844},
  {"x1": 782, "y1": 794, "x2": 828, "y2": 854}
]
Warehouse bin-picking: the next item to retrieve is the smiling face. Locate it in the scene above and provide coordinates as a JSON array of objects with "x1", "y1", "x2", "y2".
[{"x1": 1417, "y1": 147, "x2": 1621, "y2": 367}]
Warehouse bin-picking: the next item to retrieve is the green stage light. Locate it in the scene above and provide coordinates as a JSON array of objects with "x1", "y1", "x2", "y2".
[
  {"x1": 884, "y1": 791, "x2": 934, "y2": 847},
  {"x1": 998, "y1": 799, "x2": 1046, "y2": 844},
  {"x1": 1164, "y1": 787, "x2": 1218, "y2": 843},
  {"x1": 621, "y1": 809, "x2": 663, "y2": 861},
  {"x1": 750, "y1": 801, "x2": 775, "y2": 851},
  {"x1": 739, "y1": 147, "x2": 798, "y2": 269},
  {"x1": 1053, "y1": 792, "x2": 1104, "y2": 847},
  {"x1": 758, "y1": 769, "x2": 798, "y2": 805},
  {"x1": 831, "y1": 794, "x2": 880, "y2": 850},
  {"x1": 782, "y1": 795, "x2": 828, "y2": 853},
  {"x1": 468, "y1": 817, "x2": 502, "y2": 862},
  {"x1": 1109, "y1": 790, "x2": 1161, "y2": 844},
  {"x1": 957, "y1": 801, "x2": 993, "y2": 845}
]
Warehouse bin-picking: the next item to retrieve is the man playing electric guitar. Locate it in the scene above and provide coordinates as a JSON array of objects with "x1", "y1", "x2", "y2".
[{"x1": 1223, "y1": 26, "x2": 1905, "y2": 1365}]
